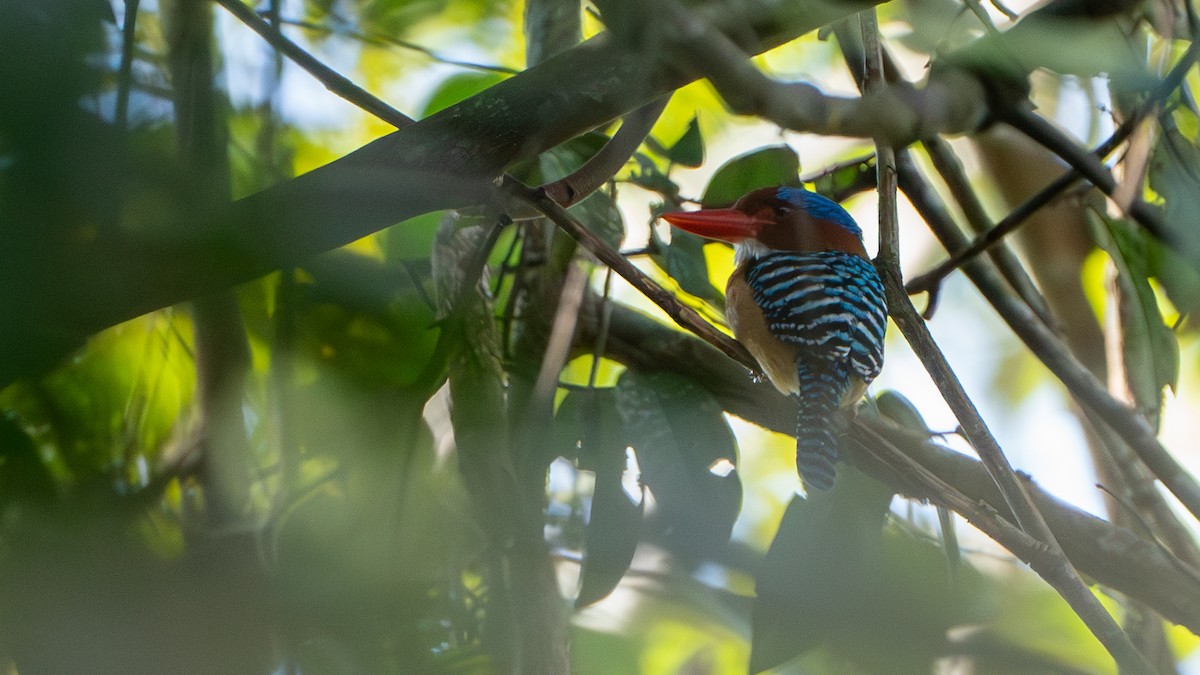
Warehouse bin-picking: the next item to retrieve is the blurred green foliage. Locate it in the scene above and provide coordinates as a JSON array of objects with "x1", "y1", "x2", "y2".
[{"x1": 0, "y1": 0, "x2": 1197, "y2": 674}]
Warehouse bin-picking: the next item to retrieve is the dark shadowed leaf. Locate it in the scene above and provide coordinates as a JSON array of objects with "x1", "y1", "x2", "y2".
[
  {"x1": 572, "y1": 389, "x2": 643, "y2": 608},
  {"x1": 751, "y1": 469, "x2": 893, "y2": 672},
  {"x1": 701, "y1": 145, "x2": 801, "y2": 208},
  {"x1": 752, "y1": 468, "x2": 971, "y2": 674},
  {"x1": 666, "y1": 116, "x2": 704, "y2": 168},
  {"x1": 295, "y1": 256, "x2": 441, "y2": 391},
  {"x1": 0, "y1": 414, "x2": 56, "y2": 506},
  {"x1": 614, "y1": 371, "x2": 740, "y2": 560}
]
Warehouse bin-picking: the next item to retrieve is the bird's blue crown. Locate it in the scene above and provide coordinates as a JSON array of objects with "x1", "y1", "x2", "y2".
[{"x1": 776, "y1": 187, "x2": 862, "y2": 238}]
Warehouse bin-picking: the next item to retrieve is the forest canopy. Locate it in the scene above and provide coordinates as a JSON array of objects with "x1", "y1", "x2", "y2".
[{"x1": 1, "y1": 0, "x2": 1199, "y2": 673}]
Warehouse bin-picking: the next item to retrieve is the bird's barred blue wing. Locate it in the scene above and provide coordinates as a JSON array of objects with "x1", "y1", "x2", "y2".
[
  {"x1": 744, "y1": 251, "x2": 886, "y2": 383},
  {"x1": 745, "y1": 251, "x2": 887, "y2": 491}
]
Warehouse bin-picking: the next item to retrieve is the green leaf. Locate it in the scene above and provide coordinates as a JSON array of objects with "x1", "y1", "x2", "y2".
[
  {"x1": 572, "y1": 389, "x2": 644, "y2": 608},
  {"x1": 384, "y1": 211, "x2": 442, "y2": 262},
  {"x1": 614, "y1": 371, "x2": 740, "y2": 560},
  {"x1": 666, "y1": 116, "x2": 704, "y2": 168},
  {"x1": 528, "y1": 131, "x2": 611, "y2": 188},
  {"x1": 626, "y1": 152, "x2": 680, "y2": 198},
  {"x1": 421, "y1": 72, "x2": 508, "y2": 118},
  {"x1": 874, "y1": 390, "x2": 931, "y2": 433},
  {"x1": 809, "y1": 156, "x2": 877, "y2": 203},
  {"x1": 1146, "y1": 125, "x2": 1200, "y2": 316},
  {"x1": 570, "y1": 189, "x2": 625, "y2": 251},
  {"x1": 1089, "y1": 212, "x2": 1180, "y2": 423},
  {"x1": 650, "y1": 227, "x2": 725, "y2": 309},
  {"x1": 700, "y1": 145, "x2": 801, "y2": 208}
]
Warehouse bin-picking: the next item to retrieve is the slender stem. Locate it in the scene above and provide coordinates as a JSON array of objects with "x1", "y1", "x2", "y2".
[
  {"x1": 116, "y1": 0, "x2": 141, "y2": 129},
  {"x1": 905, "y1": 168, "x2": 1082, "y2": 299},
  {"x1": 588, "y1": 269, "x2": 615, "y2": 389},
  {"x1": 895, "y1": 151, "x2": 1200, "y2": 522},
  {"x1": 861, "y1": 11, "x2": 898, "y2": 271},
  {"x1": 908, "y1": 40, "x2": 1200, "y2": 296},
  {"x1": 267, "y1": 15, "x2": 519, "y2": 74},
  {"x1": 212, "y1": 0, "x2": 414, "y2": 128},
  {"x1": 919, "y1": 137, "x2": 1056, "y2": 324},
  {"x1": 501, "y1": 177, "x2": 762, "y2": 376},
  {"x1": 856, "y1": 15, "x2": 1152, "y2": 671}
]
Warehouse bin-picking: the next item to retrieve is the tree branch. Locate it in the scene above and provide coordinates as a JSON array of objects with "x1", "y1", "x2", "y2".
[
  {"x1": 212, "y1": 0, "x2": 414, "y2": 128},
  {"x1": 660, "y1": 0, "x2": 990, "y2": 145},
  {"x1": 1, "y1": 0, "x2": 888, "y2": 387},
  {"x1": 579, "y1": 298, "x2": 1200, "y2": 635},
  {"x1": 501, "y1": 177, "x2": 761, "y2": 376},
  {"x1": 857, "y1": 15, "x2": 1152, "y2": 672},
  {"x1": 894, "y1": 151, "x2": 1200, "y2": 522}
]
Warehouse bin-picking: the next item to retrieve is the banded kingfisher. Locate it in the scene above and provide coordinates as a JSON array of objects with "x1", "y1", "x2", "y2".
[{"x1": 660, "y1": 187, "x2": 887, "y2": 491}]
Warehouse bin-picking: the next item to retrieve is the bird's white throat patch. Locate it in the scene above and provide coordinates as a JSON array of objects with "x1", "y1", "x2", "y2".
[{"x1": 733, "y1": 239, "x2": 770, "y2": 266}]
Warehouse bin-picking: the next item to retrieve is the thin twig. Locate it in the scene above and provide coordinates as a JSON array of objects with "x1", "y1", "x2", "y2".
[
  {"x1": 857, "y1": 15, "x2": 1152, "y2": 671},
  {"x1": 116, "y1": 0, "x2": 140, "y2": 129},
  {"x1": 907, "y1": 40, "x2": 1200, "y2": 298},
  {"x1": 267, "y1": 15, "x2": 520, "y2": 74},
  {"x1": 920, "y1": 137, "x2": 1056, "y2": 323},
  {"x1": 588, "y1": 269, "x2": 615, "y2": 388},
  {"x1": 212, "y1": 0, "x2": 414, "y2": 128},
  {"x1": 500, "y1": 177, "x2": 761, "y2": 376},
  {"x1": 862, "y1": 11, "x2": 898, "y2": 271},
  {"x1": 531, "y1": 260, "x2": 589, "y2": 409},
  {"x1": 905, "y1": 167, "x2": 1083, "y2": 302},
  {"x1": 895, "y1": 150, "x2": 1200, "y2": 523}
]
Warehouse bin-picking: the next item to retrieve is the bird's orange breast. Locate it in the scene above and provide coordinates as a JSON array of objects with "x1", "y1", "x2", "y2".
[{"x1": 726, "y1": 264, "x2": 800, "y2": 395}]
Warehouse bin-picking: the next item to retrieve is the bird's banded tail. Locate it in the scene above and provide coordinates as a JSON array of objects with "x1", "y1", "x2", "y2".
[{"x1": 794, "y1": 359, "x2": 851, "y2": 492}]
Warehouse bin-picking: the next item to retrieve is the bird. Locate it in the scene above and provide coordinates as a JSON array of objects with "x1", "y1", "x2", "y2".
[{"x1": 660, "y1": 186, "x2": 886, "y2": 491}]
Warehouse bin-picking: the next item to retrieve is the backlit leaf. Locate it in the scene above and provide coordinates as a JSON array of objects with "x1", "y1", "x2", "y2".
[
  {"x1": 701, "y1": 146, "x2": 801, "y2": 208},
  {"x1": 666, "y1": 116, "x2": 704, "y2": 168}
]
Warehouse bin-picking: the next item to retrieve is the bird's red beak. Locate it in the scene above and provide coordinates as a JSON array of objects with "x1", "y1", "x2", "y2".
[{"x1": 659, "y1": 208, "x2": 771, "y2": 242}]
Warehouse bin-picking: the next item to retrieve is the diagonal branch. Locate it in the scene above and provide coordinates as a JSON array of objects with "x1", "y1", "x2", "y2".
[
  {"x1": 907, "y1": 40, "x2": 1200, "y2": 301},
  {"x1": 212, "y1": 0, "x2": 414, "y2": 128},
  {"x1": 858, "y1": 16, "x2": 1151, "y2": 670},
  {"x1": 894, "y1": 151, "x2": 1200, "y2": 523},
  {"x1": 659, "y1": 0, "x2": 990, "y2": 145},
  {"x1": 578, "y1": 297, "x2": 1200, "y2": 635},
  {"x1": 499, "y1": 177, "x2": 761, "y2": 376}
]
